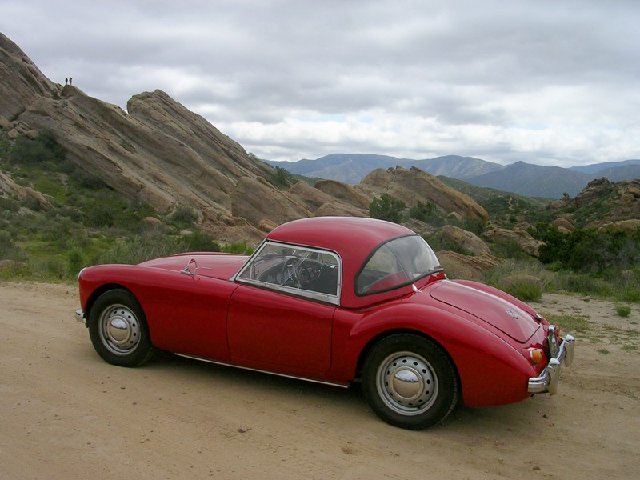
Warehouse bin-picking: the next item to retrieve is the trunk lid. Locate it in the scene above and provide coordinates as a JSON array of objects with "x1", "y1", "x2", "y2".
[{"x1": 429, "y1": 280, "x2": 539, "y2": 343}]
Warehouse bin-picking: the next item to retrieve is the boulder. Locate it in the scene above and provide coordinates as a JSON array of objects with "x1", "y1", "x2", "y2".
[
  {"x1": 598, "y1": 219, "x2": 640, "y2": 233},
  {"x1": 483, "y1": 227, "x2": 544, "y2": 257},
  {"x1": 438, "y1": 225, "x2": 492, "y2": 257},
  {"x1": 552, "y1": 216, "x2": 575, "y2": 234},
  {"x1": 314, "y1": 180, "x2": 370, "y2": 210},
  {"x1": 436, "y1": 251, "x2": 499, "y2": 279}
]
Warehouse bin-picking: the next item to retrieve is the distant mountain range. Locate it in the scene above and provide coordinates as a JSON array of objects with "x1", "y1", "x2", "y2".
[{"x1": 269, "y1": 155, "x2": 640, "y2": 198}]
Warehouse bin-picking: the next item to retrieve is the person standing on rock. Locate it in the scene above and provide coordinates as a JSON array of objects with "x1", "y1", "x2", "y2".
[
  {"x1": 65, "y1": 77, "x2": 68, "y2": 85},
  {"x1": 69, "y1": 77, "x2": 73, "y2": 86}
]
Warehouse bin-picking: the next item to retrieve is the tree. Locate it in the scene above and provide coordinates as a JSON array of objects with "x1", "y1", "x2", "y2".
[{"x1": 369, "y1": 194, "x2": 406, "y2": 223}]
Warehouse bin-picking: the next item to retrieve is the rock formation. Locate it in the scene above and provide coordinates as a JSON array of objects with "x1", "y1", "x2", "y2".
[
  {"x1": 360, "y1": 166, "x2": 489, "y2": 224},
  {"x1": 0, "y1": 33, "x2": 499, "y2": 242}
]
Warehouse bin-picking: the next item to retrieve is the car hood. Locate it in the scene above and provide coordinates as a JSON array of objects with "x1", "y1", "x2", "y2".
[
  {"x1": 428, "y1": 280, "x2": 539, "y2": 343},
  {"x1": 139, "y1": 253, "x2": 248, "y2": 280}
]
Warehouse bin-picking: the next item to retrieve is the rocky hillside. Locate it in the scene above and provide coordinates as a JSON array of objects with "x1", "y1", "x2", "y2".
[
  {"x1": 1, "y1": 33, "x2": 492, "y2": 241},
  {"x1": 549, "y1": 177, "x2": 640, "y2": 230}
]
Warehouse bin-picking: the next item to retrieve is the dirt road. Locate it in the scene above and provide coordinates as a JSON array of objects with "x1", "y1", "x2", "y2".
[{"x1": 1, "y1": 281, "x2": 638, "y2": 479}]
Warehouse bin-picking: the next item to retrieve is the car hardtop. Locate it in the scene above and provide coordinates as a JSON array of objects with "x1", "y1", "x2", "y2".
[
  {"x1": 267, "y1": 216, "x2": 413, "y2": 264},
  {"x1": 266, "y1": 217, "x2": 437, "y2": 308}
]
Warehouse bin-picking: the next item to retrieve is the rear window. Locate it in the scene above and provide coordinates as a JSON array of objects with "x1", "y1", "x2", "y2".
[{"x1": 356, "y1": 235, "x2": 441, "y2": 295}]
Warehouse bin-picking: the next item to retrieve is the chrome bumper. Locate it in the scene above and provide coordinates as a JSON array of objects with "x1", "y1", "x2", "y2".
[
  {"x1": 75, "y1": 308, "x2": 86, "y2": 325},
  {"x1": 528, "y1": 331, "x2": 575, "y2": 395}
]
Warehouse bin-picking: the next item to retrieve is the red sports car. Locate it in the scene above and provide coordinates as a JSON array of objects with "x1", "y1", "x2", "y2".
[{"x1": 76, "y1": 216, "x2": 574, "y2": 429}]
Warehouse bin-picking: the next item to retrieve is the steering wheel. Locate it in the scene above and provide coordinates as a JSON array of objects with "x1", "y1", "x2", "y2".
[
  {"x1": 282, "y1": 257, "x2": 302, "y2": 288},
  {"x1": 296, "y1": 259, "x2": 323, "y2": 289}
]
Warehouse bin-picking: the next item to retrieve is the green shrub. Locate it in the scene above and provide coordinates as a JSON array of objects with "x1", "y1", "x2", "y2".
[
  {"x1": 535, "y1": 224, "x2": 640, "y2": 273},
  {"x1": 489, "y1": 239, "x2": 528, "y2": 259},
  {"x1": 181, "y1": 231, "x2": 221, "y2": 252},
  {"x1": 269, "y1": 166, "x2": 293, "y2": 189},
  {"x1": 168, "y1": 204, "x2": 198, "y2": 228},
  {"x1": 409, "y1": 201, "x2": 444, "y2": 226},
  {"x1": 370, "y1": 194, "x2": 406, "y2": 223},
  {"x1": 68, "y1": 249, "x2": 85, "y2": 275},
  {"x1": 221, "y1": 241, "x2": 253, "y2": 254},
  {"x1": 500, "y1": 274, "x2": 543, "y2": 302},
  {"x1": 9, "y1": 130, "x2": 65, "y2": 166},
  {"x1": 615, "y1": 304, "x2": 631, "y2": 317}
]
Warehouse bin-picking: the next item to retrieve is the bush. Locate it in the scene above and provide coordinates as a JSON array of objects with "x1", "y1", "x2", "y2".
[
  {"x1": 489, "y1": 239, "x2": 528, "y2": 259},
  {"x1": 9, "y1": 130, "x2": 65, "y2": 166},
  {"x1": 615, "y1": 304, "x2": 631, "y2": 317},
  {"x1": 482, "y1": 259, "x2": 552, "y2": 301},
  {"x1": 221, "y1": 241, "x2": 253, "y2": 254},
  {"x1": 370, "y1": 194, "x2": 406, "y2": 223},
  {"x1": 535, "y1": 224, "x2": 640, "y2": 273},
  {"x1": 181, "y1": 231, "x2": 220, "y2": 252},
  {"x1": 409, "y1": 201, "x2": 444, "y2": 226},
  {"x1": 269, "y1": 166, "x2": 293, "y2": 189},
  {"x1": 501, "y1": 274, "x2": 543, "y2": 301},
  {"x1": 168, "y1": 204, "x2": 198, "y2": 228}
]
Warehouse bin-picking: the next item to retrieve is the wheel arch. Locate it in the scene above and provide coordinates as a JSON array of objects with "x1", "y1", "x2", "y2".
[
  {"x1": 85, "y1": 283, "x2": 138, "y2": 322},
  {"x1": 354, "y1": 328, "x2": 462, "y2": 393}
]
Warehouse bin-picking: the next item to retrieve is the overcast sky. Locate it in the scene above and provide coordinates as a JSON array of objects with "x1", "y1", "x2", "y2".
[{"x1": 2, "y1": 0, "x2": 639, "y2": 166}]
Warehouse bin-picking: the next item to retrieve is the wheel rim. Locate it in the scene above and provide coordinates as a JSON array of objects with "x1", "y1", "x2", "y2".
[
  {"x1": 98, "y1": 304, "x2": 141, "y2": 355},
  {"x1": 376, "y1": 351, "x2": 438, "y2": 415}
]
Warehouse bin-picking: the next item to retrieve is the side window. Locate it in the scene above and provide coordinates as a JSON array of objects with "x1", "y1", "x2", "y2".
[{"x1": 236, "y1": 242, "x2": 341, "y2": 303}]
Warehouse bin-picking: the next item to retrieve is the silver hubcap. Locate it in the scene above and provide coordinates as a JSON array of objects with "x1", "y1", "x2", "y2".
[
  {"x1": 376, "y1": 351, "x2": 438, "y2": 415},
  {"x1": 99, "y1": 304, "x2": 141, "y2": 355}
]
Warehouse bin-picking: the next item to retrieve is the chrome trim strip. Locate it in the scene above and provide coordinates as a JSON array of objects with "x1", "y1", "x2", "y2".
[
  {"x1": 528, "y1": 331, "x2": 575, "y2": 395},
  {"x1": 175, "y1": 354, "x2": 348, "y2": 388}
]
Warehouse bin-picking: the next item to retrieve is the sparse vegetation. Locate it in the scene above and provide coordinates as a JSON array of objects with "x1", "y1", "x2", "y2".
[
  {"x1": 409, "y1": 201, "x2": 444, "y2": 226},
  {"x1": 0, "y1": 132, "x2": 229, "y2": 282},
  {"x1": 501, "y1": 274, "x2": 543, "y2": 301},
  {"x1": 268, "y1": 166, "x2": 296, "y2": 189},
  {"x1": 541, "y1": 312, "x2": 590, "y2": 334},
  {"x1": 369, "y1": 194, "x2": 406, "y2": 223}
]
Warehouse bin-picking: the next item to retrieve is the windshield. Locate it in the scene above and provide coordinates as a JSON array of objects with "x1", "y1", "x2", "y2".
[{"x1": 356, "y1": 235, "x2": 441, "y2": 295}]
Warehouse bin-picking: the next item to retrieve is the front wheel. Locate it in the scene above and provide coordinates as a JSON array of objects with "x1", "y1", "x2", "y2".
[
  {"x1": 88, "y1": 289, "x2": 154, "y2": 367},
  {"x1": 362, "y1": 334, "x2": 458, "y2": 429}
]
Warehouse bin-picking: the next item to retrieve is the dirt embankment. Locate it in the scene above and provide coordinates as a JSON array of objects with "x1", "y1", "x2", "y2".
[{"x1": 1, "y1": 282, "x2": 638, "y2": 479}]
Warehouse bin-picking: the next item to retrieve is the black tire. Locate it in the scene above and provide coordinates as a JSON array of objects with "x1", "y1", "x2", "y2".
[
  {"x1": 88, "y1": 289, "x2": 154, "y2": 367},
  {"x1": 362, "y1": 334, "x2": 458, "y2": 430}
]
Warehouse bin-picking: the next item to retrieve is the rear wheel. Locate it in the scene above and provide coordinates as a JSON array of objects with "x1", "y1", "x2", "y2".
[
  {"x1": 362, "y1": 334, "x2": 458, "y2": 429},
  {"x1": 88, "y1": 289, "x2": 154, "y2": 367}
]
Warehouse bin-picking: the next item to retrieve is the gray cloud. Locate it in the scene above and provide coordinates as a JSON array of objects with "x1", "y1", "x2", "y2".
[{"x1": 1, "y1": 0, "x2": 639, "y2": 164}]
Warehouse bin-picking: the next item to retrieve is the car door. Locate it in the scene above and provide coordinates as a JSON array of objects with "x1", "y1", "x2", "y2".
[
  {"x1": 227, "y1": 242, "x2": 341, "y2": 379},
  {"x1": 140, "y1": 270, "x2": 237, "y2": 361}
]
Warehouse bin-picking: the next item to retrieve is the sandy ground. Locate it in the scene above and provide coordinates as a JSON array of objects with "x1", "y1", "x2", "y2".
[{"x1": 1, "y1": 281, "x2": 639, "y2": 480}]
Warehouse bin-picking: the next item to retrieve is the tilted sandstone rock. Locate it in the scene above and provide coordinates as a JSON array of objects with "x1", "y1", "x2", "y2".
[
  {"x1": 552, "y1": 216, "x2": 575, "y2": 234},
  {"x1": 0, "y1": 33, "x2": 316, "y2": 239},
  {"x1": 483, "y1": 226, "x2": 544, "y2": 257},
  {"x1": 598, "y1": 219, "x2": 640, "y2": 233},
  {"x1": 360, "y1": 166, "x2": 489, "y2": 223},
  {"x1": 288, "y1": 181, "x2": 366, "y2": 217},
  {"x1": 0, "y1": 33, "x2": 59, "y2": 120},
  {"x1": 1, "y1": 33, "x2": 505, "y2": 243},
  {"x1": 437, "y1": 225, "x2": 492, "y2": 257},
  {"x1": 314, "y1": 180, "x2": 371, "y2": 210},
  {"x1": 436, "y1": 250, "x2": 498, "y2": 279}
]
